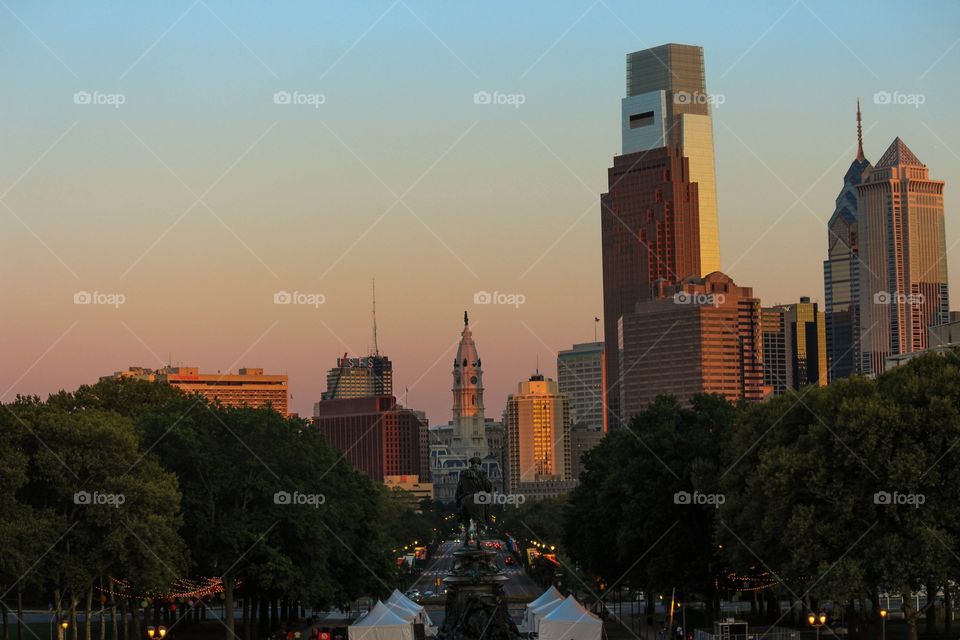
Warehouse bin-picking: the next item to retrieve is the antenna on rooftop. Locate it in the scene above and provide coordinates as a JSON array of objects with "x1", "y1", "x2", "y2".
[{"x1": 371, "y1": 278, "x2": 379, "y2": 357}]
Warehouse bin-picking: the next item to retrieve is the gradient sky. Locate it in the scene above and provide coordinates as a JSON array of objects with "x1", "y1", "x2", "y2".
[{"x1": 2, "y1": 0, "x2": 959, "y2": 422}]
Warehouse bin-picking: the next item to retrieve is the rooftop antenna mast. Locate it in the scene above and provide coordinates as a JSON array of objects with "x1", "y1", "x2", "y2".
[{"x1": 371, "y1": 278, "x2": 379, "y2": 357}]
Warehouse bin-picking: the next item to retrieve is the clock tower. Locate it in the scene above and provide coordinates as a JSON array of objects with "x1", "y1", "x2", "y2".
[{"x1": 451, "y1": 311, "x2": 488, "y2": 459}]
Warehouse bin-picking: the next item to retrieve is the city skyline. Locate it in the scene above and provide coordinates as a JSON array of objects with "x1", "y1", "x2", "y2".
[{"x1": 3, "y1": 1, "x2": 959, "y2": 422}]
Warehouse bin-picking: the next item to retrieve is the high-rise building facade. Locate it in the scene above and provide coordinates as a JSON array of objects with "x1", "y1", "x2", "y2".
[
  {"x1": 623, "y1": 43, "x2": 721, "y2": 275},
  {"x1": 557, "y1": 342, "x2": 605, "y2": 431},
  {"x1": 601, "y1": 146, "x2": 702, "y2": 430},
  {"x1": 618, "y1": 273, "x2": 765, "y2": 418},
  {"x1": 858, "y1": 138, "x2": 949, "y2": 375},
  {"x1": 824, "y1": 102, "x2": 872, "y2": 381},
  {"x1": 104, "y1": 366, "x2": 288, "y2": 415},
  {"x1": 313, "y1": 395, "x2": 422, "y2": 483},
  {"x1": 761, "y1": 298, "x2": 828, "y2": 395},
  {"x1": 601, "y1": 43, "x2": 723, "y2": 430},
  {"x1": 505, "y1": 374, "x2": 575, "y2": 500},
  {"x1": 320, "y1": 355, "x2": 393, "y2": 401}
]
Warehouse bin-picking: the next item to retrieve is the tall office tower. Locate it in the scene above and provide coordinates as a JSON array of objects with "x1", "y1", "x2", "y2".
[
  {"x1": 618, "y1": 273, "x2": 765, "y2": 418},
  {"x1": 450, "y1": 311, "x2": 489, "y2": 459},
  {"x1": 320, "y1": 354, "x2": 393, "y2": 401},
  {"x1": 601, "y1": 43, "x2": 721, "y2": 430},
  {"x1": 824, "y1": 102, "x2": 872, "y2": 381},
  {"x1": 505, "y1": 374, "x2": 575, "y2": 501},
  {"x1": 105, "y1": 366, "x2": 289, "y2": 415},
  {"x1": 557, "y1": 342, "x2": 605, "y2": 431},
  {"x1": 761, "y1": 297, "x2": 828, "y2": 395},
  {"x1": 623, "y1": 43, "x2": 721, "y2": 275},
  {"x1": 858, "y1": 138, "x2": 949, "y2": 375},
  {"x1": 313, "y1": 395, "x2": 422, "y2": 482},
  {"x1": 601, "y1": 147, "x2": 702, "y2": 430}
]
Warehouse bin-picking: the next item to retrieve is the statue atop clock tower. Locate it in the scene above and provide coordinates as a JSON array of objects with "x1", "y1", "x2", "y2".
[{"x1": 451, "y1": 311, "x2": 488, "y2": 459}]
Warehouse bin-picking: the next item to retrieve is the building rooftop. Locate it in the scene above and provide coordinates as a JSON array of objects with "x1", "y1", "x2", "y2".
[{"x1": 875, "y1": 137, "x2": 923, "y2": 168}]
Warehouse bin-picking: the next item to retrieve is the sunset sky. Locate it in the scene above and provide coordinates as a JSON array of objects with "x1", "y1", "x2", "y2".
[{"x1": 2, "y1": 0, "x2": 959, "y2": 422}]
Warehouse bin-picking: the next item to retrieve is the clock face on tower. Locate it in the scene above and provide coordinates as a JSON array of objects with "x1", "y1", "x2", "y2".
[{"x1": 470, "y1": 375, "x2": 478, "y2": 384}]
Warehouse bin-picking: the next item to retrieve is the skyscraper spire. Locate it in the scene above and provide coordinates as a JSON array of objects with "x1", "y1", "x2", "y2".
[
  {"x1": 856, "y1": 98, "x2": 864, "y2": 162},
  {"x1": 371, "y1": 278, "x2": 379, "y2": 356}
]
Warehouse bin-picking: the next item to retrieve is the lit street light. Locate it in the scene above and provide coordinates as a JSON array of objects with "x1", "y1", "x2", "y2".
[
  {"x1": 807, "y1": 612, "x2": 828, "y2": 640},
  {"x1": 58, "y1": 620, "x2": 69, "y2": 640},
  {"x1": 880, "y1": 609, "x2": 888, "y2": 640}
]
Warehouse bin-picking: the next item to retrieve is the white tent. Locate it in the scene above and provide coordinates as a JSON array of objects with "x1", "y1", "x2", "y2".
[
  {"x1": 527, "y1": 593, "x2": 566, "y2": 633},
  {"x1": 349, "y1": 601, "x2": 414, "y2": 640},
  {"x1": 386, "y1": 590, "x2": 434, "y2": 627},
  {"x1": 522, "y1": 586, "x2": 563, "y2": 630},
  {"x1": 538, "y1": 596, "x2": 602, "y2": 640}
]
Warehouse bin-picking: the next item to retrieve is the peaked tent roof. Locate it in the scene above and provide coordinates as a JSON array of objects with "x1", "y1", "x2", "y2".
[
  {"x1": 527, "y1": 586, "x2": 563, "y2": 610},
  {"x1": 386, "y1": 591, "x2": 433, "y2": 627},
  {"x1": 352, "y1": 601, "x2": 410, "y2": 628},
  {"x1": 876, "y1": 137, "x2": 923, "y2": 168},
  {"x1": 541, "y1": 596, "x2": 599, "y2": 623},
  {"x1": 539, "y1": 596, "x2": 602, "y2": 640}
]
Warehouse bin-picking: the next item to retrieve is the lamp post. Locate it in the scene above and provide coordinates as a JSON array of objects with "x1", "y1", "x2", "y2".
[
  {"x1": 58, "y1": 620, "x2": 69, "y2": 640},
  {"x1": 807, "y1": 612, "x2": 827, "y2": 640},
  {"x1": 880, "y1": 609, "x2": 888, "y2": 640},
  {"x1": 147, "y1": 626, "x2": 167, "y2": 640}
]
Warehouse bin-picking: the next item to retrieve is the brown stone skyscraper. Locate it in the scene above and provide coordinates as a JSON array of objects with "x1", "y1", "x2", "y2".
[
  {"x1": 858, "y1": 138, "x2": 949, "y2": 374},
  {"x1": 618, "y1": 273, "x2": 765, "y2": 417},
  {"x1": 600, "y1": 147, "x2": 702, "y2": 428},
  {"x1": 601, "y1": 44, "x2": 715, "y2": 429}
]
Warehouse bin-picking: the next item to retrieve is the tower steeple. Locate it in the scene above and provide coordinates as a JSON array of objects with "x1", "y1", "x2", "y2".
[
  {"x1": 450, "y1": 312, "x2": 488, "y2": 459},
  {"x1": 856, "y1": 98, "x2": 864, "y2": 162}
]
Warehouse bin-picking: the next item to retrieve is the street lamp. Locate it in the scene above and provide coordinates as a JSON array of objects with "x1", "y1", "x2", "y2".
[
  {"x1": 58, "y1": 620, "x2": 69, "y2": 640},
  {"x1": 807, "y1": 612, "x2": 827, "y2": 640},
  {"x1": 880, "y1": 609, "x2": 888, "y2": 640}
]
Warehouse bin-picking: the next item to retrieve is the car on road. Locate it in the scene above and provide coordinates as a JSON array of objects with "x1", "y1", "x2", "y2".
[
  {"x1": 504, "y1": 555, "x2": 515, "y2": 565},
  {"x1": 423, "y1": 590, "x2": 434, "y2": 598},
  {"x1": 406, "y1": 590, "x2": 421, "y2": 600}
]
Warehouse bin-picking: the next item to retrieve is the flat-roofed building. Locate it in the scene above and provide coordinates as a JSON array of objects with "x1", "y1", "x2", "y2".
[{"x1": 104, "y1": 365, "x2": 288, "y2": 415}]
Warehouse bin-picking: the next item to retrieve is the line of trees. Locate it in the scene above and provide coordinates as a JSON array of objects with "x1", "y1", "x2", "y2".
[
  {"x1": 563, "y1": 352, "x2": 960, "y2": 640},
  {"x1": 1, "y1": 378, "x2": 435, "y2": 640}
]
